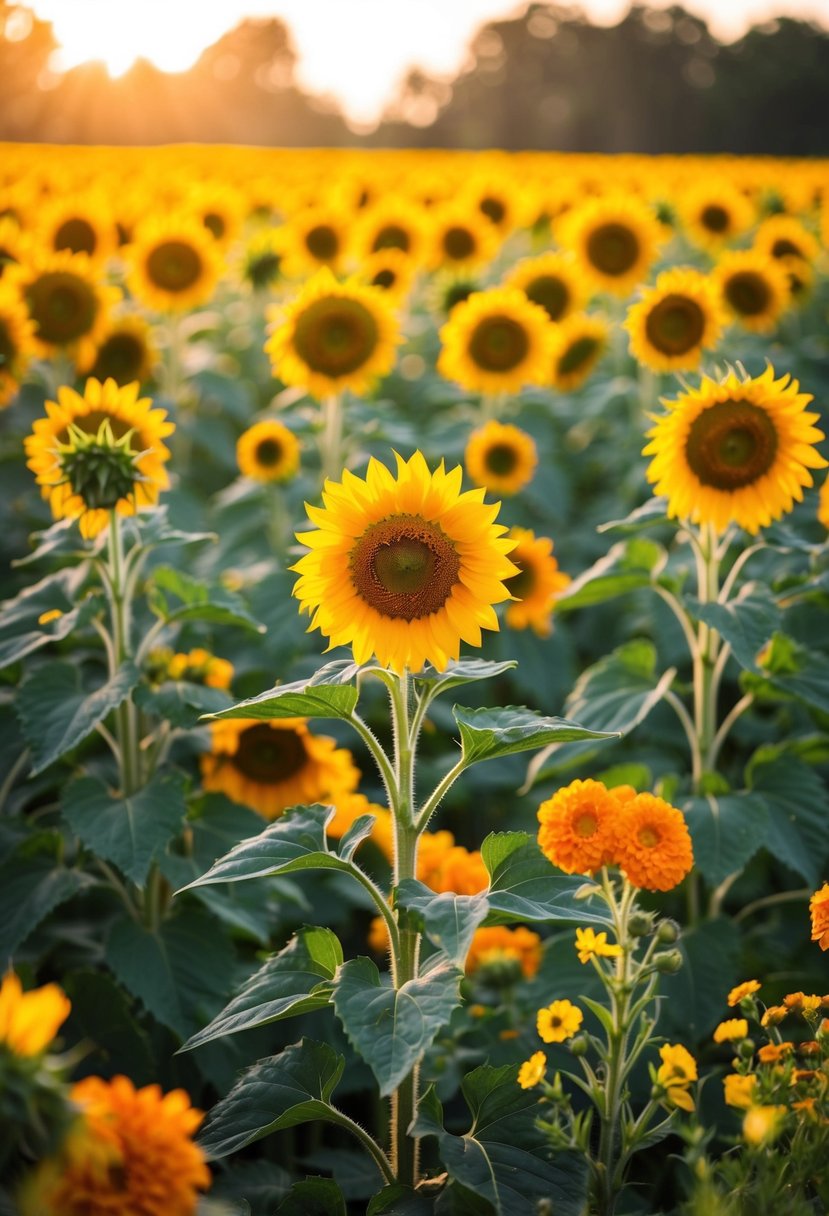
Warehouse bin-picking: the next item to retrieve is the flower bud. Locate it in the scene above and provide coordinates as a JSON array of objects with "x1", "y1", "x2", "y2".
[
  {"x1": 654, "y1": 949, "x2": 683, "y2": 974},
  {"x1": 656, "y1": 919, "x2": 679, "y2": 945},
  {"x1": 569, "y1": 1034, "x2": 589, "y2": 1057},
  {"x1": 628, "y1": 911, "x2": 655, "y2": 937},
  {"x1": 737, "y1": 1038, "x2": 756, "y2": 1060}
]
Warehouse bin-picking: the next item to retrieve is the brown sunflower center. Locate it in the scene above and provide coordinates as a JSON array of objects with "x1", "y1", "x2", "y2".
[
  {"x1": 0, "y1": 318, "x2": 16, "y2": 366},
  {"x1": 293, "y1": 296, "x2": 379, "y2": 377},
  {"x1": 372, "y1": 268, "x2": 396, "y2": 290},
  {"x1": 91, "y1": 333, "x2": 146, "y2": 384},
  {"x1": 700, "y1": 204, "x2": 729, "y2": 233},
  {"x1": 644, "y1": 293, "x2": 706, "y2": 355},
  {"x1": 54, "y1": 217, "x2": 97, "y2": 256},
  {"x1": 26, "y1": 271, "x2": 98, "y2": 344},
  {"x1": 558, "y1": 335, "x2": 599, "y2": 377},
  {"x1": 770, "y1": 238, "x2": 801, "y2": 260},
  {"x1": 373, "y1": 225, "x2": 410, "y2": 253},
  {"x1": 468, "y1": 314, "x2": 530, "y2": 373},
  {"x1": 480, "y1": 196, "x2": 506, "y2": 224},
  {"x1": 146, "y1": 240, "x2": 203, "y2": 293},
  {"x1": 586, "y1": 222, "x2": 640, "y2": 276},
  {"x1": 638, "y1": 825, "x2": 660, "y2": 848},
  {"x1": 306, "y1": 224, "x2": 339, "y2": 261},
  {"x1": 724, "y1": 271, "x2": 771, "y2": 317},
  {"x1": 255, "y1": 437, "x2": 283, "y2": 467},
  {"x1": 526, "y1": 274, "x2": 569, "y2": 322},
  {"x1": 203, "y1": 211, "x2": 226, "y2": 239},
  {"x1": 505, "y1": 558, "x2": 535, "y2": 600},
  {"x1": 443, "y1": 226, "x2": 475, "y2": 261},
  {"x1": 484, "y1": 441, "x2": 519, "y2": 476},
  {"x1": 232, "y1": 723, "x2": 308, "y2": 783},
  {"x1": 350, "y1": 514, "x2": 461, "y2": 620},
  {"x1": 575, "y1": 811, "x2": 598, "y2": 838},
  {"x1": 686, "y1": 399, "x2": 779, "y2": 490}
]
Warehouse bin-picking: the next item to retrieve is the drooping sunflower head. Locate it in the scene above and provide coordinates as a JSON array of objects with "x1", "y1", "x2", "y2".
[
  {"x1": 504, "y1": 527, "x2": 571, "y2": 637},
  {"x1": 80, "y1": 313, "x2": 158, "y2": 386},
  {"x1": 680, "y1": 179, "x2": 754, "y2": 250},
  {"x1": 549, "y1": 312, "x2": 609, "y2": 391},
  {"x1": 292, "y1": 451, "x2": 518, "y2": 674},
  {"x1": 427, "y1": 203, "x2": 500, "y2": 270},
  {"x1": 643, "y1": 365, "x2": 827, "y2": 535},
  {"x1": 505, "y1": 251, "x2": 586, "y2": 323},
  {"x1": 265, "y1": 268, "x2": 401, "y2": 400},
  {"x1": 126, "y1": 215, "x2": 222, "y2": 313},
  {"x1": 625, "y1": 266, "x2": 724, "y2": 373},
  {"x1": 13, "y1": 249, "x2": 120, "y2": 358},
  {"x1": 713, "y1": 249, "x2": 791, "y2": 334},
  {"x1": 437, "y1": 287, "x2": 553, "y2": 395},
  {"x1": 562, "y1": 194, "x2": 663, "y2": 296},
  {"x1": 237, "y1": 418, "x2": 301, "y2": 483},
  {"x1": 464, "y1": 420, "x2": 538, "y2": 496},
  {"x1": 24, "y1": 377, "x2": 174, "y2": 538},
  {"x1": 0, "y1": 283, "x2": 37, "y2": 407}
]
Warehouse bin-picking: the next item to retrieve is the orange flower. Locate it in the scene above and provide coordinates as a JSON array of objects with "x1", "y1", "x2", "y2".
[
  {"x1": 713, "y1": 1018, "x2": 749, "y2": 1043},
  {"x1": 615, "y1": 793, "x2": 693, "y2": 892},
  {"x1": 537, "y1": 778, "x2": 617, "y2": 875},
  {"x1": 727, "y1": 979, "x2": 761, "y2": 1007},
  {"x1": 760, "y1": 1005, "x2": 788, "y2": 1027},
  {"x1": 465, "y1": 925, "x2": 543, "y2": 979},
  {"x1": 809, "y1": 882, "x2": 829, "y2": 950},
  {"x1": 0, "y1": 972, "x2": 70, "y2": 1057},
  {"x1": 431, "y1": 845, "x2": 489, "y2": 895},
  {"x1": 758, "y1": 1042, "x2": 793, "y2": 1063},
  {"x1": 656, "y1": 1043, "x2": 697, "y2": 1111}
]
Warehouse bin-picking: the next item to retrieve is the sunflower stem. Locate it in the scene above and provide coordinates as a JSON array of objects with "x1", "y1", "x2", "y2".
[
  {"x1": 320, "y1": 392, "x2": 345, "y2": 483},
  {"x1": 106, "y1": 512, "x2": 141, "y2": 797}
]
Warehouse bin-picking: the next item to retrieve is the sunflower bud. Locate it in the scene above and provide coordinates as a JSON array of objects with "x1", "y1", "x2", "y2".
[
  {"x1": 654, "y1": 949, "x2": 683, "y2": 974},
  {"x1": 628, "y1": 911, "x2": 656, "y2": 937},
  {"x1": 55, "y1": 419, "x2": 143, "y2": 512},
  {"x1": 656, "y1": 919, "x2": 679, "y2": 945}
]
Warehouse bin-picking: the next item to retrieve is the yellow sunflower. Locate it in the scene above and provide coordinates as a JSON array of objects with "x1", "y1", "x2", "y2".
[
  {"x1": 265, "y1": 267, "x2": 401, "y2": 400},
  {"x1": 24, "y1": 377, "x2": 174, "y2": 539},
  {"x1": 238, "y1": 227, "x2": 283, "y2": 293},
  {"x1": 38, "y1": 194, "x2": 117, "y2": 264},
  {"x1": 188, "y1": 180, "x2": 245, "y2": 248},
  {"x1": 754, "y1": 214, "x2": 820, "y2": 267},
  {"x1": 13, "y1": 249, "x2": 120, "y2": 359},
  {"x1": 79, "y1": 313, "x2": 158, "y2": 386},
  {"x1": 504, "y1": 251, "x2": 586, "y2": 324},
  {"x1": 504, "y1": 527, "x2": 571, "y2": 637},
  {"x1": 437, "y1": 288, "x2": 552, "y2": 395},
  {"x1": 464, "y1": 420, "x2": 538, "y2": 495},
  {"x1": 200, "y1": 716, "x2": 360, "y2": 820},
  {"x1": 464, "y1": 175, "x2": 526, "y2": 235},
  {"x1": 0, "y1": 216, "x2": 29, "y2": 281},
  {"x1": 354, "y1": 200, "x2": 428, "y2": 264},
  {"x1": 291, "y1": 450, "x2": 518, "y2": 674},
  {"x1": 680, "y1": 180, "x2": 754, "y2": 250},
  {"x1": 713, "y1": 249, "x2": 791, "y2": 334},
  {"x1": 237, "y1": 418, "x2": 300, "y2": 483},
  {"x1": 0, "y1": 284, "x2": 37, "y2": 408},
  {"x1": 625, "y1": 267, "x2": 724, "y2": 373},
  {"x1": 643, "y1": 365, "x2": 826, "y2": 534},
  {"x1": 427, "y1": 204, "x2": 500, "y2": 271},
  {"x1": 549, "y1": 312, "x2": 609, "y2": 391},
  {"x1": 357, "y1": 248, "x2": 417, "y2": 303},
  {"x1": 280, "y1": 206, "x2": 350, "y2": 277},
  {"x1": 126, "y1": 215, "x2": 222, "y2": 313},
  {"x1": 562, "y1": 195, "x2": 663, "y2": 296}
]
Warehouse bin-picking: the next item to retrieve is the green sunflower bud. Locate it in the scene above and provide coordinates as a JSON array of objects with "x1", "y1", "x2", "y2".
[{"x1": 55, "y1": 419, "x2": 143, "y2": 512}]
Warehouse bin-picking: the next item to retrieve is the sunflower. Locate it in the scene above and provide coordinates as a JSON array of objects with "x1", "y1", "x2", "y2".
[
  {"x1": 505, "y1": 251, "x2": 586, "y2": 323},
  {"x1": 188, "y1": 180, "x2": 245, "y2": 247},
  {"x1": 200, "y1": 716, "x2": 360, "y2": 820},
  {"x1": 464, "y1": 175, "x2": 525, "y2": 235},
  {"x1": 355, "y1": 200, "x2": 428, "y2": 264},
  {"x1": 428, "y1": 271, "x2": 482, "y2": 319},
  {"x1": 624, "y1": 267, "x2": 724, "y2": 373},
  {"x1": 280, "y1": 206, "x2": 350, "y2": 277},
  {"x1": 562, "y1": 195, "x2": 663, "y2": 296},
  {"x1": 126, "y1": 215, "x2": 222, "y2": 313},
  {"x1": 465, "y1": 925, "x2": 542, "y2": 979},
  {"x1": 13, "y1": 249, "x2": 120, "y2": 358},
  {"x1": 753, "y1": 214, "x2": 820, "y2": 266},
  {"x1": 237, "y1": 418, "x2": 300, "y2": 483},
  {"x1": 291, "y1": 451, "x2": 518, "y2": 675},
  {"x1": 0, "y1": 284, "x2": 37, "y2": 407},
  {"x1": 437, "y1": 288, "x2": 552, "y2": 395},
  {"x1": 265, "y1": 268, "x2": 401, "y2": 400},
  {"x1": 680, "y1": 180, "x2": 754, "y2": 250},
  {"x1": 713, "y1": 249, "x2": 791, "y2": 334},
  {"x1": 615, "y1": 793, "x2": 693, "y2": 892},
  {"x1": 643, "y1": 365, "x2": 826, "y2": 534},
  {"x1": 504, "y1": 527, "x2": 571, "y2": 637},
  {"x1": 549, "y1": 312, "x2": 609, "y2": 391},
  {"x1": 537, "y1": 778, "x2": 618, "y2": 875},
  {"x1": 325, "y1": 791, "x2": 393, "y2": 860},
  {"x1": 464, "y1": 421, "x2": 538, "y2": 496},
  {"x1": 358, "y1": 248, "x2": 417, "y2": 303},
  {"x1": 0, "y1": 216, "x2": 28, "y2": 280},
  {"x1": 80, "y1": 313, "x2": 158, "y2": 386},
  {"x1": 239, "y1": 227, "x2": 283, "y2": 293},
  {"x1": 427, "y1": 204, "x2": 500, "y2": 271},
  {"x1": 0, "y1": 972, "x2": 70, "y2": 1057},
  {"x1": 38, "y1": 194, "x2": 117, "y2": 264},
  {"x1": 25, "y1": 377, "x2": 174, "y2": 539}
]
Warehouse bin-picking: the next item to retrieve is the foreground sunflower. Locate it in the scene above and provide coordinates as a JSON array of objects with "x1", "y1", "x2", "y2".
[
  {"x1": 437, "y1": 288, "x2": 552, "y2": 395},
  {"x1": 237, "y1": 418, "x2": 300, "y2": 483},
  {"x1": 292, "y1": 451, "x2": 518, "y2": 674},
  {"x1": 643, "y1": 365, "x2": 826, "y2": 534},
  {"x1": 126, "y1": 215, "x2": 222, "y2": 313},
  {"x1": 625, "y1": 267, "x2": 724, "y2": 373},
  {"x1": 504, "y1": 527, "x2": 571, "y2": 636},
  {"x1": 464, "y1": 420, "x2": 538, "y2": 495},
  {"x1": 562, "y1": 194, "x2": 663, "y2": 296},
  {"x1": 713, "y1": 249, "x2": 790, "y2": 334}
]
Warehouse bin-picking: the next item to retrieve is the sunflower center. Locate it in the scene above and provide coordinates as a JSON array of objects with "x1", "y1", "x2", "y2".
[
  {"x1": 444, "y1": 226, "x2": 475, "y2": 261},
  {"x1": 255, "y1": 437, "x2": 283, "y2": 467},
  {"x1": 526, "y1": 274, "x2": 569, "y2": 321},
  {"x1": 644, "y1": 293, "x2": 706, "y2": 355},
  {"x1": 724, "y1": 271, "x2": 771, "y2": 317},
  {"x1": 505, "y1": 558, "x2": 535, "y2": 600},
  {"x1": 54, "y1": 217, "x2": 97, "y2": 256},
  {"x1": 92, "y1": 333, "x2": 145, "y2": 384},
  {"x1": 484, "y1": 442, "x2": 519, "y2": 476},
  {"x1": 700, "y1": 204, "x2": 729, "y2": 233},
  {"x1": 146, "y1": 240, "x2": 203, "y2": 293},
  {"x1": 770, "y1": 238, "x2": 801, "y2": 259},
  {"x1": 26, "y1": 271, "x2": 98, "y2": 344},
  {"x1": 586, "y1": 223, "x2": 639, "y2": 276},
  {"x1": 373, "y1": 225, "x2": 409, "y2": 253},
  {"x1": 350, "y1": 514, "x2": 461, "y2": 620},
  {"x1": 480, "y1": 196, "x2": 505, "y2": 224},
  {"x1": 468, "y1": 315, "x2": 530, "y2": 372},
  {"x1": 372, "y1": 268, "x2": 396, "y2": 290},
  {"x1": 306, "y1": 224, "x2": 339, "y2": 261},
  {"x1": 203, "y1": 212, "x2": 226, "y2": 239},
  {"x1": 686, "y1": 399, "x2": 779, "y2": 490},
  {"x1": 0, "y1": 318, "x2": 16, "y2": 366},
  {"x1": 638, "y1": 825, "x2": 660, "y2": 848},
  {"x1": 293, "y1": 296, "x2": 380, "y2": 377},
  {"x1": 575, "y1": 811, "x2": 598, "y2": 838},
  {"x1": 559, "y1": 336, "x2": 599, "y2": 377},
  {"x1": 232, "y1": 724, "x2": 308, "y2": 783}
]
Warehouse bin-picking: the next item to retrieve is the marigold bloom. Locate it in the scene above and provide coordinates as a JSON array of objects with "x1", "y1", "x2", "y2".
[
  {"x1": 809, "y1": 882, "x2": 829, "y2": 951},
  {"x1": 537, "y1": 778, "x2": 617, "y2": 875},
  {"x1": 537, "y1": 999, "x2": 583, "y2": 1044},
  {"x1": 713, "y1": 1018, "x2": 749, "y2": 1043},
  {"x1": 431, "y1": 845, "x2": 489, "y2": 896},
  {"x1": 517, "y1": 1051, "x2": 547, "y2": 1090},
  {"x1": 465, "y1": 926, "x2": 542, "y2": 979},
  {"x1": 0, "y1": 972, "x2": 70, "y2": 1057},
  {"x1": 727, "y1": 979, "x2": 761, "y2": 1007},
  {"x1": 724, "y1": 1073, "x2": 757, "y2": 1109},
  {"x1": 761, "y1": 1005, "x2": 788, "y2": 1028},
  {"x1": 575, "y1": 927, "x2": 622, "y2": 966},
  {"x1": 615, "y1": 793, "x2": 693, "y2": 892}
]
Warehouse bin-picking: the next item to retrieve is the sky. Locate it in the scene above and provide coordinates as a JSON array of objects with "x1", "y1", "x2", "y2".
[{"x1": 20, "y1": 0, "x2": 829, "y2": 126}]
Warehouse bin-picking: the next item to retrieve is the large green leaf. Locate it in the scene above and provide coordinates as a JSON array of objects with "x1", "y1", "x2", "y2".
[
  {"x1": 660, "y1": 917, "x2": 740, "y2": 1040},
  {"x1": 748, "y1": 755, "x2": 829, "y2": 885},
  {"x1": 414, "y1": 1067, "x2": 588, "y2": 1216},
  {"x1": 333, "y1": 956, "x2": 462, "y2": 1097},
  {"x1": 482, "y1": 832, "x2": 610, "y2": 926},
  {"x1": 63, "y1": 970, "x2": 155, "y2": 1085},
  {"x1": 766, "y1": 641, "x2": 829, "y2": 715},
  {"x1": 412, "y1": 659, "x2": 517, "y2": 696},
  {"x1": 134, "y1": 680, "x2": 233, "y2": 729},
  {"x1": 555, "y1": 537, "x2": 664, "y2": 612},
  {"x1": 0, "y1": 566, "x2": 90, "y2": 670},
  {"x1": 123, "y1": 505, "x2": 215, "y2": 550},
  {"x1": 0, "y1": 837, "x2": 92, "y2": 964},
  {"x1": 682, "y1": 792, "x2": 768, "y2": 886},
  {"x1": 202, "y1": 662, "x2": 361, "y2": 723},
  {"x1": 597, "y1": 497, "x2": 670, "y2": 535},
  {"x1": 182, "y1": 926, "x2": 342, "y2": 1051},
  {"x1": 197, "y1": 1039, "x2": 345, "y2": 1158},
  {"x1": 147, "y1": 565, "x2": 264, "y2": 634},
  {"x1": 453, "y1": 705, "x2": 616, "y2": 767},
  {"x1": 277, "y1": 1179, "x2": 347, "y2": 1216},
  {"x1": 367, "y1": 1187, "x2": 434, "y2": 1215},
  {"x1": 395, "y1": 881, "x2": 488, "y2": 968},
  {"x1": 16, "y1": 659, "x2": 139, "y2": 774},
  {"x1": 62, "y1": 769, "x2": 188, "y2": 885},
  {"x1": 689, "y1": 590, "x2": 781, "y2": 673}
]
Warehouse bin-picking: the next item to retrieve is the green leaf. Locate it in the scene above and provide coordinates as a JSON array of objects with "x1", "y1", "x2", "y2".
[
  {"x1": 16, "y1": 660, "x2": 139, "y2": 775},
  {"x1": 62, "y1": 769, "x2": 188, "y2": 885},
  {"x1": 454, "y1": 705, "x2": 617, "y2": 767},
  {"x1": 210, "y1": 1161, "x2": 292, "y2": 1216},
  {"x1": 134, "y1": 680, "x2": 233, "y2": 729},
  {"x1": 395, "y1": 881, "x2": 488, "y2": 968},
  {"x1": 683, "y1": 792, "x2": 768, "y2": 886},
  {"x1": 63, "y1": 970, "x2": 155, "y2": 1085},
  {"x1": 333, "y1": 956, "x2": 462, "y2": 1097},
  {"x1": 0, "y1": 566, "x2": 88, "y2": 669},
  {"x1": 148, "y1": 565, "x2": 264, "y2": 633},
  {"x1": 555, "y1": 537, "x2": 664, "y2": 612},
  {"x1": 0, "y1": 838, "x2": 92, "y2": 964},
  {"x1": 597, "y1": 497, "x2": 670, "y2": 534},
  {"x1": 766, "y1": 641, "x2": 829, "y2": 714},
  {"x1": 182, "y1": 926, "x2": 342, "y2": 1052},
  {"x1": 368, "y1": 1185, "x2": 434, "y2": 1215},
  {"x1": 123, "y1": 505, "x2": 215, "y2": 550},
  {"x1": 689, "y1": 589, "x2": 781, "y2": 673},
  {"x1": 748, "y1": 756, "x2": 829, "y2": 885},
  {"x1": 412, "y1": 659, "x2": 517, "y2": 695},
  {"x1": 661, "y1": 918, "x2": 740, "y2": 1040},
  {"x1": 414, "y1": 1068, "x2": 588, "y2": 1216},
  {"x1": 482, "y1": 832, "x2": 611, "y2": 926},
  {"x1": 197, "y1": 1039, "x2": 345, "y2": 1159},
  {"x1": 202, "y1": 662, "x2": 361, "y2": 723},
  {"x1": 277, "y1": 1179, "x2": 346, "y2": 1216},
  {"x1": 12, "y1": 517, "x2": 87, "y2": 567}
]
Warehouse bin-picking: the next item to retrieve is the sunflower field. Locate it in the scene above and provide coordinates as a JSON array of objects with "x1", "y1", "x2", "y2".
[{"x1": 1, "y1": 144, "x2": 829, "y2": 1216}]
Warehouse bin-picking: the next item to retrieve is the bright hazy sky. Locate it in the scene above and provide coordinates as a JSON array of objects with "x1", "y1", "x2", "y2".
[{"x1": 22, "y1": 0, "x2": 829, "y2": 125}]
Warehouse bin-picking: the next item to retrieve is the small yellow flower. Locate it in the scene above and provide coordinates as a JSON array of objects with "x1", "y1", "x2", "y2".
[
  {"x1": 723, "y1": 1073, "x2": 757, "y2": 1109},
  {"x1": 656, "y1": 1043, "x2": 697, "y2": 1111},
  {"x1": 760, "y1": 1005, "x2": 788, "y2": 1028},
  {"x1": 537, "y1": 999, "x2": 583, "y2": 1044},
  {"x1": 809, "y1": 882, "x2": 829, "y2": 951},
  {"x1": 574, "y1": 927, "x2": 622, "y2": 966},
  {"x1": 713, "y1": 1018, "x2": 749, "y2": 1043},
  {"x1": 743, "y1": 1104, "x2": 787, "y2": 1146},
  {"x1": 518, "y1": 1051, "x2": 547, "y2": 1090},
  {"x1": 0, "y1": 971, "x2": 70, "y2": 1057},
  {"x1": 727, "y1": 979, "x2": 761, "y2": 1007}
]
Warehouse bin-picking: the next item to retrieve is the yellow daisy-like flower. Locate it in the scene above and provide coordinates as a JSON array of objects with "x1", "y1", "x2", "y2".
[
  {"x1": 0, "y1": 972, "x2": 70, "y2": 1057},
  {"x1": 464, "y1": 420, "x2": 538, "y2": 496},
  {"x1": 517, "y1": 1050, "x2": 547, "y2": 1090},
  {"x1": 237, "y1": 419, "x2": 301, "y2": 483},
  {"x1": 743, "y1": 1104, "x2": 787, "y2": 1146},
  {"x1": 574, "y1": 926, "x2": 622, "y2": 966},
  {"x1": 625, "y1": 267, "x2": 724, "y2": 373},
  {"x1": 0, "y1": 216, "x2": 28, "y2": 281},
  {"x1": 358, "y1": 248, "x2": 417, "y2": 303},
  {"x1": 713, "y1": 1018, "x2": 749, "y2": 1043},
  {"x1": 643, "y1": 365, "x2": 827, "y2": 535},
  {"x1": 615, "y1": 792, "x2": 693, "y2": 892},
  {"x1": 504, "y1": 527, "x2": 571, "y2": 638},
  {"x1": 265, "y1": 267, "x2": 401, "y2": 401},
  {"x1": 809, "y1": 882, "x2": 829, "y2": 951},
  {"x1": 19, "y1": 1074, "x2": 209, "y2": 1216},
  {"x1": 0, "y1": 283, "x2": 37, "y2": 407},
  {"x1": 656, "y1": 1042, "x2": 697, "y2": 1111},
  {"x1": 723, "y1": 1073, "x2": 757, "y2": 1109},
  {"x1": 549, "y1": 312, "x2": 609, "y2": 392},
  {"x1": 505, "y1": 251, "x2": 587, "y2": 324},
  {"x1": 437, "y1": 288, "x2": 553, "y2": 395},
  {"x1": 200, "y1": 716, "x2": 360, "y2": 821},
  {"x1": 280, "y1": 206, "x2": 350, "y2": 277},
  {"x1": 355, "y1": 199, "x2": 428, "y2": 263},
  {"x1": 713, "y1": 249, "x2": 791, "y2": 334},
  {"x1": 126, "y1": 215, "x2": 222, "y2": 313},
  {"x1": 680, "y1": 180, "x2": 754, "y2": 250},
  {"x1": 427, "y1": 204, "x2": 500, "y2": 271},
  {"x1": 13, "y1": 249, "x2": 120, "y2": 358},
  {"x1": 537, "y1": 999, "x2": 583, "y2": 1043},
  {"x1": 24, "y1": 377, "x2": 174, "y2": 539},
  {"x1": 154, "y1": 647, "x2": 234, "y2": 691},
  {"x1": 754, "y1": 214, "x2": 820, "y2": 267},
  {"x1": 465, "y1": 925, "x2": 543, "y2": 979},
  {"x1": 727, "y1": 979, "x2": 761, "y2": 1007},
  {"x1": 291, "y1": 451, "x2": 518, "y2": 675},
  {"x1": 537, "y1": 778, "x2": 618, "y2": 876},
  {"x1": 80, "y1": 313, "x2": 159, "y2": 387},
  {"x1": 562, "y1": 194, "x2": 663, "y2": 296}
]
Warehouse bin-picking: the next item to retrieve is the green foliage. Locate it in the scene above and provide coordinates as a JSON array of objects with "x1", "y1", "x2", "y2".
[
  {"x1": 0, "y1": 566, "x2": 90, "y2": 669},
  {"x1": 203, "y1": 661, "x2": 362, "y2": 722},
  {"x1": 689, "y1": 590, "x2": 781, "y2": 672},
  {"x1": 555, "y1": 538, "x2": 665, "y2": 612},
  {"x1": 276, "y1": 1178, "x2": 347, "y2": 1216},
  {"x1": 482, "y1": 832, "x2": 611, "y2": 926},
  {"x1": 0, "y1": 834, "x2": 93, "y2": 964},
  {"x1": 147, "y1": 565, "x2": 264, "y2": 633},
  {"x1": 683, "y1": 792, "x2": 769, "y2": 887},
  {"x1": 453, "y1": 704, "x2": 617, "y2": 766}
]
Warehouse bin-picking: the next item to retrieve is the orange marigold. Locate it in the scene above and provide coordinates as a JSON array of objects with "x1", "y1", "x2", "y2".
[
  {"x1": 431, "y1": 844, "x2": 489, "y2": 895},
  {"x1": 615, "y1": 793, "x2": 693, "y2": 892},
  {"x1": 809, "y1": 882, "x2": 829, "y2": 950},
  {"x1": 465, "y1": 925, "x2": 543, "y2": 979},
  {"x1": 727, "y1": 979, "x2": 761, "y2": 1007},
  {"x1": 537, "y1": 778, "x2": 617, "y2": 875}
]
